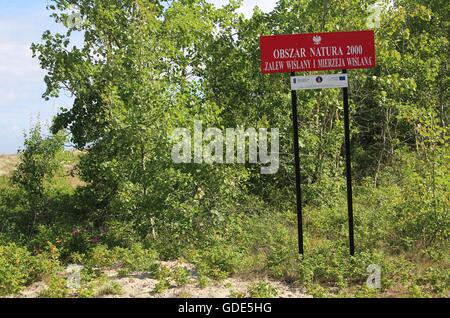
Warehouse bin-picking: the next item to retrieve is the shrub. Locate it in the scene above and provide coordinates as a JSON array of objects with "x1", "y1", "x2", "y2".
[
  {"x1": 248, "y1": 281, "x2": 278, "y2": 298},
  {"x1": 229, "y1": 290, "x2": 246, "y2": 298},
  {"x1": 188, "y1": 243, "x2": 246, "y2": 280},
  {"x1": 85, "y1": 243, "x2": 159, "y2": 278},
  {"x1": 11, "y1": 125, "x2": 65, "y2": 236},
  {"x1": 113, "y1": 244, "x2": 159, "y2": 276},
  {"x1": 172, "y1": 266, "x2": 190, "y2": 287},
  {"x1": 102, "y1": 220, "x2": 139, "y2": 248},
  {"x1": 153, "y1": 278, "x2": 170, "y2": 295},
  {"x1": 38, "y1": 275, "x2": 69, "y2": 298},
  {"x1": 87, "y1": 244, "x2": 115, "y2": 269},
  {"x1": 0, "y1": 243, "x2": 53, "y2": 295},
  {"x1": 417, "y1": 267, "x2": 449, "y2": 296}
]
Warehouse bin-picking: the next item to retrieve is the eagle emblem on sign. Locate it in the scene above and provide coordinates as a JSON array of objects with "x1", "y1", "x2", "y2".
[{"x1": 313, "y1": 35, "x2": 322, "y2": 45}]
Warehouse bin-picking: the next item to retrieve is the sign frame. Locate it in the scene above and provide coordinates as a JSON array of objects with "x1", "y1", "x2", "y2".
[
  {"x1": 260, "y1": 30, "x2": 376, "y2": 74},
  {"x1": 260, "y1": 30, "x2": 376, "y2": 256}
]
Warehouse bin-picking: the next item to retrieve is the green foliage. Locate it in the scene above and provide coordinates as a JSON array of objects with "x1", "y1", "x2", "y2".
[
  {"x1": 197, "y1": 275, "x2": 209, "y2": 288},
  {"x1": 229, "y1": 290, "x2": 246, "y2": 298},
  {"x1": 0, "y1": 244, "x2": 38, "y2": 295},
  {"x1": 0, "y1": 0, "x2": 447, "y2": 298},
  {"x1": 248, "y1": 281, "x2": 278, "y2": 298},
  {"x1": 172, "y1": 266, "x2": 190, "y2": 287},
  {"x1": 114, "y1": 244, "x2": 159, "y2": 276},
  {"x1": 8, "y1": 125, "x2": 66, "y2": 239},
  {"x1": 86, "y1": 243, "x2": 159, "y2": 277},
  {"x1": 153, "y1": 266, "x2": 171, "y2": 295},
  {"x1": 0, "y1": 243, "x2": 62, "y2": 296},
  {"x1": 101, "y1": 220, "x2": 139, "y2": 248},
  {"x1": 11, "y1": 124, "x2": 65, "y2": 199},
  {"x1": 153, "y1": 278, "x2": 170, "y2": 295},
  {"x1": 86, "y1": 244, "x2": 116, "y2": 269},
  {"x1": 416, "y1": 267, "x2": 449, "y2": 296},
  {"x1": 187, "y1": 242, "x2": 249, "y2": 280},
  {"x1": 38, "y1": 275, "x2": 69, "y2": 298}
]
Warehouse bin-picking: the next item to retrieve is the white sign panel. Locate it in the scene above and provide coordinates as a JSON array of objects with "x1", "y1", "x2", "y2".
[{"x1": 291, "y1": 74, "x2": 348, "y2": 90}]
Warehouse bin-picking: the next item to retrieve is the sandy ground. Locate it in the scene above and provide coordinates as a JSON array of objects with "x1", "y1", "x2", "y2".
[
  {"x1": 0, "y1": 154, "x2": 19, "y2": 177},
  {"x1": 17, "y1": 261, "x2": 312, "y2": 298},
  {"x1": 0, "y1": 153, "x2": 84, "y2": 187}
]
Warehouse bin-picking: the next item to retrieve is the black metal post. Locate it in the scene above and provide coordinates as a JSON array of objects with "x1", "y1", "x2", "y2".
[
  {"x1": 342, "y1": 69, "x2": 355, "y2": 256},
  {"x1": 290, "y1": 72, "x2": 304, "y2": 255}
]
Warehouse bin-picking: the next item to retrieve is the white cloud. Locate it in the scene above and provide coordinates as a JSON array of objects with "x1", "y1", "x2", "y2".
[
  {"x1": 0, "y1": 21, "x2": 45, "y2": 105},
  {"x1": 0, "y1": 42, "x2": 40, "y2": 78},
  {"x1": 0, "y1": 8, "x2": 64, "y2": 153}
]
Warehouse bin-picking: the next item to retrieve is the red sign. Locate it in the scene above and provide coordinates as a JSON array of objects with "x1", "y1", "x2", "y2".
[{"x1": 260, "y1": 30, "x2": 376, "y2": 74}]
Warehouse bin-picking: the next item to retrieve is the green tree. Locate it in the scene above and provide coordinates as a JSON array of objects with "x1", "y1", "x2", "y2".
[{"x1": 11, "y1": 124, "x2": 65, "y2": 236}]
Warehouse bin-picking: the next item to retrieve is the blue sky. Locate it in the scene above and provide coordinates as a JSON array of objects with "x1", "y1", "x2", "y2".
[{"x1": 0, "y1": 0, "x2": 277, "y2": 154}]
